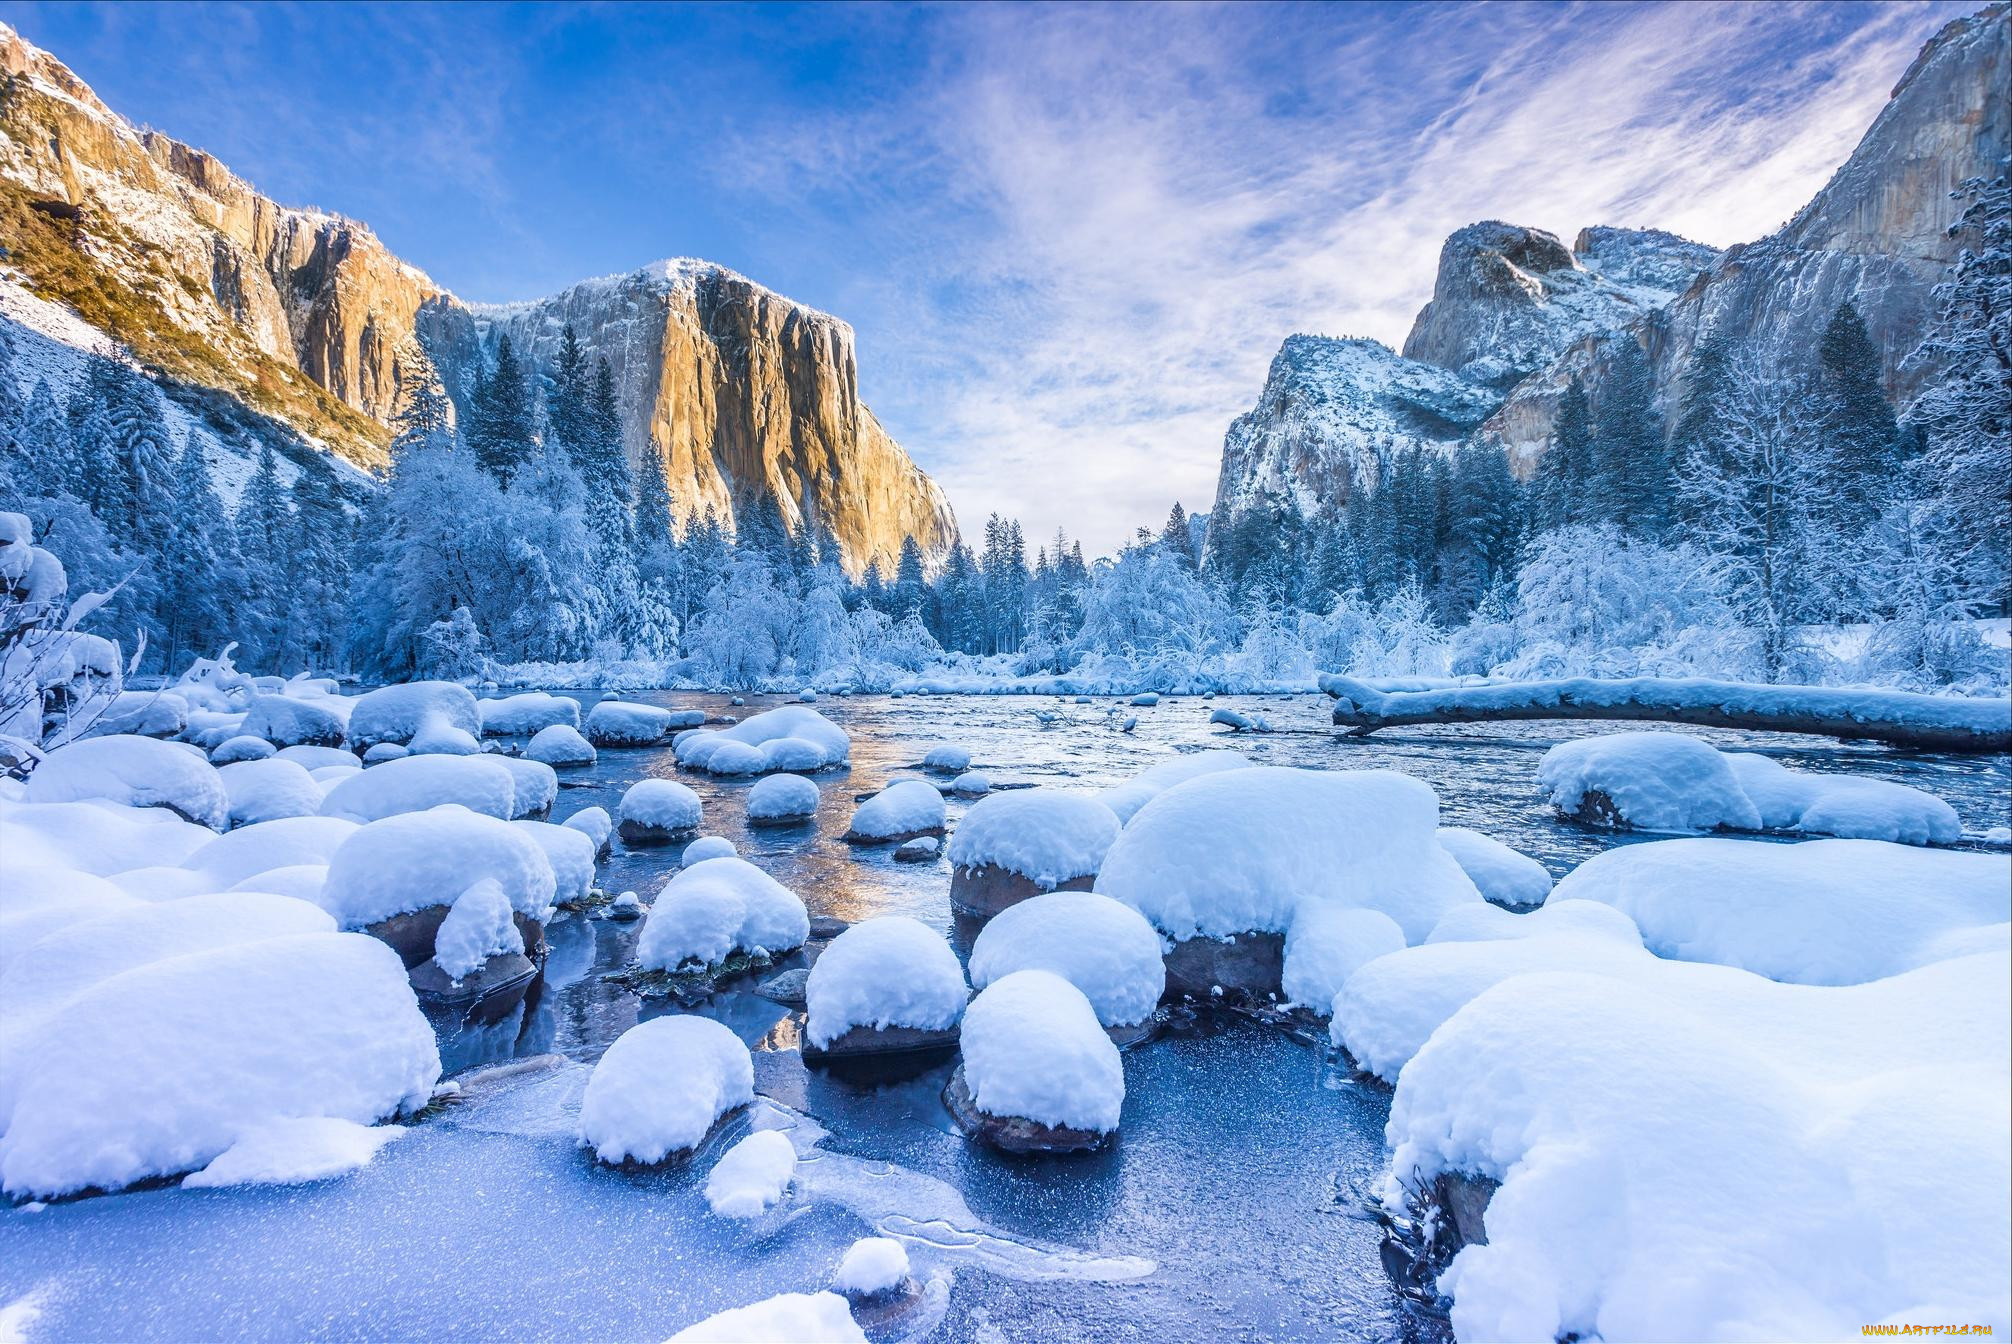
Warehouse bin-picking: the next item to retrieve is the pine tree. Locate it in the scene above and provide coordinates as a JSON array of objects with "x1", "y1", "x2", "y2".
[
  {"x1": 1815, "y1": 301, "x2": 1901, "y2": 521},
  {"x1": 154, "y1": 440, "x2": 235, "y2": 668},
  {"x1": 548, "y1": 324, "x2": 590, "y2": 463},
  {"x1": 634, "y1": 447, "x2": 677, "y2": 558},
  {"x1": 1161, "y1": 501, "x2": 1196, "y2": 569},
  {"x1": 287, "y1": 453, "x2": 352, "y2": 672},
  {"x1": 1534, "y1": 378, "x2": 1594, "y2": 531},
  {"x1": 467, "y1": 335, "x2": 534, "y2": 484},
  {"x1": 891, "y1": 536, "x2": 927, "y2": 616},
  {"x1": 234, "y1": 444, "x2": 294, "y2": 668},
  {"x1": 1594, "y1": 338, "x2": 1668, "y2": 532}
]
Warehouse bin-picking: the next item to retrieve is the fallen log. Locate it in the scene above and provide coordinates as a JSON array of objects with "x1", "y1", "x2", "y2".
[{"x1": 1319, "y1": 675, "x2": 2012, "y2": 754}]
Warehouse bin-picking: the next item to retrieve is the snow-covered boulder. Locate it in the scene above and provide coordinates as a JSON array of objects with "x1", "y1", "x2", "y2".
[
  {"x1": 178, "y1": 709, "x2": 248, "y2": 751},
  {"x1": 25, "y1": 734, "x2": 230, "y2": 830},
  {"x1": 240, "y1": 694, "x2": 347, "y2": 749},
  {"x1": 218, "y1": 758, "x2": 323, "y2": 826},
  {"x1": 1549, "y1": 837, "x2": 2010, "y2": 985},
  {"x1": 406, "y1": 719, "x2": 481, "y2": 756},
  {"x1": 617, "y1": 778, "x2": 703, "y2": 843},
  {"x1": 1537, "y1": 731, "x2": 1760, "y2": 833},
  {"x1": 80, "y1": 690, "x2": 188, "y2": 740},
  {"x1": 637, "y1": 856, "x2": 809, "y2": 974},
  {"x1": 209, "y1": 735, "x2": 276, "y2": 765},
  {"x1": 894, "y1": 836, "x2": 940, "y2": 862},
  {"x1": 947, "y1": 789, "x2": 1120, "y2": 919},
  {"x1": 844, "y1": 779, "x2": 946, "y2": 844},
  {"x1": 968, "y1": 892, "x2": 1165, "y2": 1029},
  {"x1": 1130, "y1": 692, "x2": 1159, "y2": 708},
  {"x1": 477, "y1": 693, "x2": 580, "y2": 737},
  {"x1": 922, "y1": 744, "x2": 972, "y2": 773},
  {"x1": 948, "y1": 970, "x2": 1123, "y2": 1152},
  {"x1": 1383, "y1": 950, "x2": 2009, "y2": 1342},
  {"x1": 346, "y1": 682, "x2": 482, "y2": 750},
  {"x1": 1281, "y1": 906, "x2": 1407, "y2": 1015},
  {"x1": 230, "y1": 864, "x2": 328, "y2": 905},
  {"x1": 704, "y1": 1129, "x2": 797, "y2": 1218},
  {"x1": 833, "y1": 1237, "x2": 910, "y2": 1301},
  {"x1": 318, "y1": 753, "x2": 517, "y2": 824},
  {"x1": 277, "y1": 745, "x2": 361, "y2": 771},
  {"x1": 804, "y1": 916, "x2": 967, "y2": 1057},
  {"x1": 513, "y1": 820, "x2": 599, "y2": 906},
  {"x1": 1333, "y1": 900, "x2": 1648, "y2": 1080},
  {"x1": 319, "y1": 804, "x2": 556, "y2": 940},
  {"x1": 755, "y1": 735, "x2": 827, "y2": 773},
  {"x1": 107, "y1": 865, "x2": 212, "y2": 902},
  {"x1": 951, "y1": 771, "x2": 991, "y2": 797},
  {"x1": 676, "y1": 706, "x2": 849, "y2": 774},
  {"x1": 184, "y1": 815, "x2": 359, "y2": 891},
  {"x1": 361, "y1": 743, "x2": 409, "y2": 764},
  {"x1": 495, "y1": 756, "x2": 557, "y2": 819},
  {"x1": 1099, "y1": 750, "x2": 1248, "y2": 825},
  {"x1": 667, "y1": 1292, "x2": 865, "y2": 1344},
  {"x1": 583, "y1": 700, "x2": 677, "y2": 748},
  {"x1": 526, "y1": 723, "x2": 596, "y2": 767},
  {"x1": 562, "y1": 804, "x2": 613, "y2": 858},
  {"x1": 430, "y1": 879, "x2": 525, "y2": 980},
  {"x1": 576, "y1": 1015, "x2": 753, "y2": 1164},
  {"x1": 1723, "y1": 751, "x2": 1962, "y2": 844},
  {"x1": 681, "y1": 835, "x2": 737, "y2": 866},
  {"x1": 0, "y1": 796, "x2": 216, "y2": 875},
  {"x1": 1435, "y1": 826, "x2": 1553, "y2": 910},
  {"x1": 748, "y1": 773, "x2": 819, "y2": 824},
  {"x1": 700, "y1": 740, "x2": 769, "y2": 775},
  {"x1": 0, "y1": 932, "x2": 438, "y2": 1199}
]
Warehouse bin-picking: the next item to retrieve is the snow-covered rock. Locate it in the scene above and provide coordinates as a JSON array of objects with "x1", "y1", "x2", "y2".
[
  {"x1": 681, "y1": 835, "x2": 737, "y2": 866},
  {"x1": 79, "y1": 690, "x2": 187, "y2": 741},
  {"x1": 183, "y1": 815, "x2": 359, "y2": 890},
  {"x1": 954, "y1": 969, "x2": 1124, "y2": 1145},
  {"x1": 947, "y1": 789, "x2": 1120, "y2": 917},
  {"x1": 0, "y1": 932, "x2": 438, "y2": 1199},
  {"x1": 562, "y1": 805, "x2": 613, "y2": 857},
  {"x1": 494, "y1": 756, "x2": 556, "y2": 819},
  {"x1": 318, "y1": 805, "x2": 556, "y2": 930},
  {"x1": 617, "y1": 778, "x2": 702, "y2": 842},
  {"x1": 346, "y1": 682, "x2": 481, "y2": 750},
  {"x1": 240, "y1": 694, "x2": 347, "y2": 749},
  {"x1": 676, "y1": 706, "x2": 849, "y2": 774},
  {"x1": 318, "y1": 753, "x2": 518, "y2": 823},
  {"x1": 406, "y1": 720, "x2": 481, "y2": 756},
  {"x1": 1549, "y1": 837, "x2": 2010, "y2": 985},
  {"x1": 209, "y1": 735, "x2": 276, "y2": 765},
  {"x1": 229, "y1": 864, "x2": 328, "y2": 905},
  {"x1": 361, "y1": 743, "x2": 409, "y2": 765},
  {"x1": 181, "y1": 1116, "x2": 405, "y2": 1188},
  {"x1": 703, "y1": 1129, "x2": 797, "y2": 1218},
  {"x1": 24, "y1": 734, "x2": 229, "y2": 830},
  {"x1": 844, "y1": 779, "x2": 946, "y2": 844},
  {"x1": 758, "y1": 736, "x2": 830, "y2": 773},
  {"x1": 525, "y1": 723, "x2": 596, "y2": 767},
  {"x1": 805, "y1": 916, "x2": 967, "y2": 1051},
  {"x1": 583, "y1": 700, "x2": 677, "y2": 747},
  {"x1": 512, "y1": 820, "x2": 598, "y2": 906},
  {"x1": 1536, "y1": 732, "x2": 1761, "y2": 833},
  {"x1": 431, "y1": 879, "x2": 524, "y2": 980},
  {"x1": 1099, "y1": 750, "x2": 1248, "y2": 825},
  {"x1": 636, "y1": 856, "x2": 809, "y2": 973},
  {"x1": 747, "y1": 773, "x2": 819, "y2": 824},
  {"x1": 277, "y1": 745, "x2": 361, "y2": 771},
  {"x1": 667, "y1": 1291, "x2": 866, "y2": 1344},
  {"x1": 1722, "y1": 752, "x2": 1962, "y2": 844},
  {"x1": 477, "y1": 692, "x2": 580, "y2": 736},
  {"x1": 1280, "y1": 906, "x2": 1407, "y2": 1014},
  {"x1": 700, "y1": 740, "x2": 768, "y2": 775},
  {"x1": 1434, "y1": 826, "x2": 1553, "y2": 910},
  {"x1": 967, "y1": 892, "x2": 1165, "y2": 1028},
  {"x1": 950, "y1": 771, "x2": 991, "y2": 796},
  {"x1": 0, "y1": 796, "x2": 215, "y2": 875},
  {"x1": 832, "y1": 1237, "x2": 910, "y2": 1299},
  {"x1": 576, "y1": 1015, "x2": 753, "y2": 1164},
  {"x1": 922, "y1": 744, "x2": 972, "y2": 773},
  {"x1": 218, "y1": 758, "x2": 323, "y2": 826}
]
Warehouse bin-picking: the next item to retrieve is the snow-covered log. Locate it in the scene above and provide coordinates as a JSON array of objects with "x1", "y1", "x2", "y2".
[{"x1": 1319, "y1": 675, "x2": 2012, "y2": 753}]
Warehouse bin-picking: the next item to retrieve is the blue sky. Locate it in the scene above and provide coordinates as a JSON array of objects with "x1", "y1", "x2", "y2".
[{"x1": 1, "y1": 0, "x2": 1970, "y2": 554}]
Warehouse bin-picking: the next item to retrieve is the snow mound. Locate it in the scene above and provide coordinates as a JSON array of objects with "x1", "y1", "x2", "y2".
[
  {"x1": 407, "y1": 720, "x2": 481, "y2": 756},
  {"x1": 1386, "y1": 951, "x2": 2010, "y2": 1342},
  {"x1": 968, "y1": 892, "x2": 1165, "y2": 1027},
  {"x1": 432, "y1": 879, "x2": 525, "y2": 979},
  {"x1": 961, "y1": 970, "x2": 1123, "y2": 1133},
  {"x1": 1723, "y1": 752, "x2": 1961, "y2": 844},
  {"x1": 346, "y1": 682, "x2": 481, "y2": 750},
  {"x1": 1095, "y1": 768, "x2": 1478, "y2": 942},
  {"x1": 1549, "y1": 837, "x2": 2010, "y2": 985},
  {"x1": 700, "y1": 740, "x2": 768, "y2": 775},
  {"x1": 319, "y1": 805, "x2": 557, "y2": 928},
  {"x1": 318, "y1": 754, "x2": 518, "y2": 823},
  {"x1": 759, "y1": 736, "x2": 830, "y2": 773},
  {"x1": 833, "y1": 1237, "x2": 910, "y2": 1297},
  {"x1": 636, "y1": 857, "x2": 808, "y2": 971},
  {"x1": 1281, "y1": 906, "x2": 1407, "y2": 1012},
  {"x1": 1536, "y1": 732, "x2": 1760, "y2": 833},
  {"x1": 210, "y1": 735, "x2": 276, "y2": 765},
  {"x1": 619, "y1": 779, "x2": 702, "y2": 832},
  {"x1": 477, "y1": 693, "x2": 580, "y2": 736},
  {"x1": 951, "y1": 771, "x2": 991, "y2": 796},
  {"x1": 703, "y1": 1129, "x2": 797, "y2": 1218},
  {"x1": 0, "y1": 932, "x2": 439, "y2": 1199},
  {"x1": 846, "y1": 779, "x2": 945, "y2": 841},
  {"x1": 229, "y1": 864, "x2": 328, "y2": 905},
  {"x1": 362, "y1": 743, "x2": 409, "y2": 764},
  {"x1": 675, "y1": 706, "x2": 849, "y2": 774},
  {"x1": 184, "y1": 815, "x2": 358, "y2": 890},
  {"x1": 666, "y1": 1291, "x2": 865, "y2": 1344},
  {"x1": 107, "y1": 865, "x2": 212, "y2": 902},
  {"x1": 494, "y1": 757, "x2": 557, "y2": 818},
  {"x1": 577, "y1": 1015, "x2": 753, "y2": 1164},
  {"x1": 584, "y1": 700, "x2": 676, "y2": 746},
  {"x1": 948, "y1": 789, "x2": 1119, "y2": 886},
  {"x1": 747, "y1": 773, "x2": 819, "y2": 822},
  {"x1": 240, "y1": 695, "x2": 347, "y2": 749},
  {"x1": 1435, "y1": 827, "x2": 1553, "y2": 909},
  {"x1": 681, "y1": 835, "x2": 737, "y2": 866},
  {"x1": 0, "y1": 797, "x2": 216, "y2": 875},
  {"x1": 805, "y1": 916, "x2": 967, "y2": 1048},
  {"x1": 277, "y1": 746, "x2": 361, "y2": 771},
  {"x1": 1334, "y1": 900, "x2": 1649, "y2": 1081},
  {"x1": 1100, "y1": 750, "x2": 1249, "y2": 824},
  {"x1": 563, "y1": 805, "x2": 613, "y2": 854},
  {"x1": 181, "y1": 1116, "x2": 405, "y2": 1188},
  {"x1": 526, "y1": 724, "x2": 596, "y2": 767},
  {"x1": 25, "y1": 734, "x2": 229, "y2": 830},
  {"x1": 922, "y1": 744, "x2": 972, "y2": 773},
  {"x1": 513, "y1": 820, "x2": 598, "y2": 905},
  {"x1": 218, "y1": 758, "x2": 323, "y2": 826}
]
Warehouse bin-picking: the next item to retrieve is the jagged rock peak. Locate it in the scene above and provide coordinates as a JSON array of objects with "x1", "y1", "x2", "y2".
[{"x1": 1572, "y1": 226, "x2": 1721, "y2": 298}]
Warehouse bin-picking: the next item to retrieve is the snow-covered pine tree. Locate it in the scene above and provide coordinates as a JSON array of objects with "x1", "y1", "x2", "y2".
[
  {"x1": 1593, "y1": 337, "x2": 1668, "y2": 533},
  {"x1": 234, "y1": 444, "x2": 294, "y2": 668},
  {"x1": 467, "y1": 335, "x2": 535, "y2": 485},
  {"x1": 154, "y1": 439, "x2": 236, "y2": 669},
  {"x1": 1534, "y1": 377, "x2": 1594, "y2": 531},
  {"x1": 286, "y1": 452, "x2": 351, "y2": 672}
]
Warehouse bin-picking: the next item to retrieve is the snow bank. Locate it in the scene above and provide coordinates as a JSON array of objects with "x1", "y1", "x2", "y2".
[
  {"x1": 583, "y1": 700, "x2": 676, "y2": 747},
  {"x1": 184, "y1": 815, "x2": 358, "y2": 890},
  {"x1": 845, "y1": 779, "x2": 945, "y2": 841},
  {"x1": 1385, "y1": 951, "x2": 2010, "y2": 1341},
  {"x1": 703, "y1": 1129, "x2": 796, "y2": 1218},
  {"x1": 968, "y1": 892, "x2": 1165, "y2": 1026},
  {"x1": 218, "y1": 758, "x2": 323, "y2": 826},
  {"x1": 833, "y1": 1238, "x2": 909, "y2": 1297},
  {"x1": 1280, "y1": 906, "x2": 1407, "y2": 1012},
  {"x1": 25, "y1": 735, "x2": 229, "y2": 830},
  {"x1": 526, "y1": 724, "x2": 596, "y2": 767},
  {"x1": 675, "y1": 706, "x2": 849, "y2": 774},
  {"x1": 0, "y1": 933, "x2": 438, "y2": 1199},
  {"x1": 477, "y1": 693, "x2": 580, "y2": 736},
  {"x1": 1550, "y1": 837, "x2": 2010, "y2": 985},
  {"x1": 805, "y1": 916, "x2": 967, "y2": 1048},
  {"x1": 960, "y1": 970, "x2": 1123, "y2": 1133},
  {"x1": 619, "y1": 779, "x2": 702, "y2": 834},
  {"x1": 1095, "y1": 768, "x2": 1478, "y2": 942},
  {"x1": 181, "y1": 1116, "x2": 404, "y2": 1188},
  {"x1": 576, "y1": 1015, "x2": 753, "y2": 1163},
  {"x1": 681, "y1": 835, "x2": 737, "y2": 865},
  {"x1": 319, "y1": 754, "x2": 518, "y2": 823},
  {"x1": 1099, "y1": 751, "x2": 1249, "y2": 825},
  {"x1": 947, "y1": 789, "x2": 1119, "y2": 887},
  {"x1": 747, "y1": 773, "x2": 819, "y2": 822},
  {"x1": 636, "y1": 857, "x2": 809, "y2": 972},
  {"x1": 240, "y1": 695, "x2": 347, "y2": 749},
  {"x1": 667, "y1": 1292, "x2": 865, "y2": 1344},
  {"x1": 1537, "y1": 732, "x2": 1760, "y2": 833},
  {"x1": 1434, "y1": 827, "x2": 1553, "y2": 910},
  {"x1": 319, "y1": 805, "x2": 557, "y2": 928},
  {"x1": 1723, "y1": 752, "x2": 1962, "y2": 844},
  {"x1": 346, "y1": 682, "x2": 481, "y2": 750}
]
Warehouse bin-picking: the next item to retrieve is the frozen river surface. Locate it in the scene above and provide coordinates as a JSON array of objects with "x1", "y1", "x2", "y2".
[{"x1": 3, "y1": 691, "x2": 2005, "y2": 1342}]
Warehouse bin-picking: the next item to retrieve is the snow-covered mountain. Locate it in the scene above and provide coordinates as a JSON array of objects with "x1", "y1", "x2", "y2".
[
  {"x1": 1215, "y1": 3, "x2": 2009, "y2": 506},
  {"x1": 0, "y1": 22, "x2": 956, "y2": 574}
]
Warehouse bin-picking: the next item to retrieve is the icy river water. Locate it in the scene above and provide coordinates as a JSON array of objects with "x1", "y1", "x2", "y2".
[{"x1": 3, "y1": 691, "x2": 2007, "y2": 1342}]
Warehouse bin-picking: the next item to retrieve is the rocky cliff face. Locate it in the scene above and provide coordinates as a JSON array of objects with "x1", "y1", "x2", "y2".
[{"x1": 0, "y1": 22, "x2": 956, "y2": 573}]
